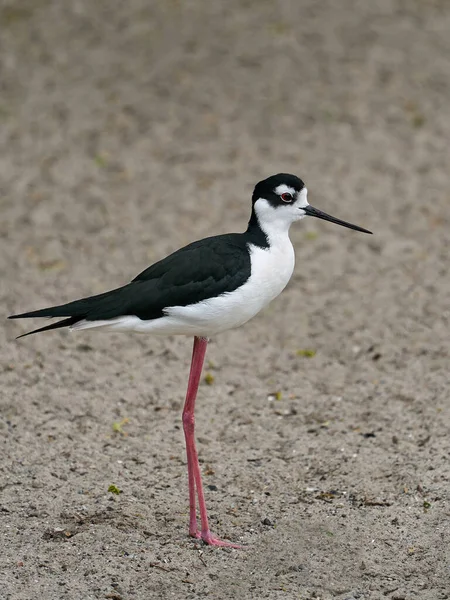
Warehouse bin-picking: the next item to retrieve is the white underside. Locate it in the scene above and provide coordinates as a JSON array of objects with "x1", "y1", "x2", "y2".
[{"x1": 71, "y1": 234, "x2": 295, "y2": 337}]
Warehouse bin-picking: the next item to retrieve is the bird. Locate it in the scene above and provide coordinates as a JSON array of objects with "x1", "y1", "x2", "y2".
[{"x1": 8, "y1": 173, "x2": 372, "y2": 548}]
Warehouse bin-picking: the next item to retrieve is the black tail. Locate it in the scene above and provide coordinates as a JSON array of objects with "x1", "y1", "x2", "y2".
[
  {"x1": 14, "y1": 316, "x2": 83, "y2": 339},
  {"x1": 8, "y1": 284, "x2": 135, "y2": 338}
]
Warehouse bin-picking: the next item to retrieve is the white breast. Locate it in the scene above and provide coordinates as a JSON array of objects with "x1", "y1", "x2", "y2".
[{"x1": 159, "y1": 234, "x2": 295, "y2": 336}]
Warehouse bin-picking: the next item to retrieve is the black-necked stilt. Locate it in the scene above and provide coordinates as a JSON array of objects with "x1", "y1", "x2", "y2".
[{"x1": 9, "y1": 173, "x2": 372, "y2": 548}]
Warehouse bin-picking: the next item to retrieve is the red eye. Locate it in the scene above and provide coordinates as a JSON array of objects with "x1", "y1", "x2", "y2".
[{"x1": 281, "y1": 192, "x2": 293, "y2": 202}]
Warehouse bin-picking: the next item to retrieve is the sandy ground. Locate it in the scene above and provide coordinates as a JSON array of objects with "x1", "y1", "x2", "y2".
[{"x1": 1, "y1": 1, "x2": 450, "y2": 598}]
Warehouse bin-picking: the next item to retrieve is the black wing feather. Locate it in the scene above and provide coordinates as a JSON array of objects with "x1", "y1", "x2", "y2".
[
  {"x1": 9, "y1": 234, "x2": 251, "y2": 336},
  {"x1": 15, "y1": 317, "x2": 82, "y2": 339}
]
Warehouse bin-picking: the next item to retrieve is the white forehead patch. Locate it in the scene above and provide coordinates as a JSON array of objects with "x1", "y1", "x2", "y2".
[{"x1": 274, "y1": 184, "x2": 296, "y2": 196}]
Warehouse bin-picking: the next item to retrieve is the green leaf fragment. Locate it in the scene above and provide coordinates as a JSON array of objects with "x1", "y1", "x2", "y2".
[
  {"x1": 94, "y1": 154, "x2": 108, "y2": 168},
  {"x1": 204, "y1": 372, "x2": 215, "y2": 385},
  {"x1": 296, "y1": 349, "x2": 316, "y2": 358}
]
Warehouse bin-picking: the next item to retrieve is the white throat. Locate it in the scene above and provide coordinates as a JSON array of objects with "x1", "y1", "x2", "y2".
[{"x1": 253, "y1": 187, "x2": 308, "y2": 244}]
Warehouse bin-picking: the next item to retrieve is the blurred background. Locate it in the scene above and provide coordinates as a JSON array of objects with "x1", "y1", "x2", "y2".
[{"x1": 1, "y1": 1, "x2": 449, "y2": 599}]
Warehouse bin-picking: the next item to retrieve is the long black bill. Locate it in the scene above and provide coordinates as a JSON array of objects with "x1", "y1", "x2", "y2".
[{"x1": 303, "y1": 205, "x2": 372, "y2": 234}]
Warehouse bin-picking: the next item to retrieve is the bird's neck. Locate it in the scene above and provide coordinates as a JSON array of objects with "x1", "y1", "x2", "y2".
[{"x1": 246, "y1": 208, "x2": 292, "y2": 249}]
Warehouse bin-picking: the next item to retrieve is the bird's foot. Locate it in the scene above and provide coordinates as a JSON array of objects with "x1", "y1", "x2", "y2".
[{"x1": 192, "y1": 530, "x2": 242, "y2": 549}]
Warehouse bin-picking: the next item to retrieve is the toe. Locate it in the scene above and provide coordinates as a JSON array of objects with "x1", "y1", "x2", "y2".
[{"x1": 201, "y1": 532, "x2": 242, "y2": 549}]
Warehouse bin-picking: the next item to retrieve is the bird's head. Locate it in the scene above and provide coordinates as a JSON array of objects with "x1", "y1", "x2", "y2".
[{"x1": 251, "y1": 173, "x2": 372, "y2": 236}]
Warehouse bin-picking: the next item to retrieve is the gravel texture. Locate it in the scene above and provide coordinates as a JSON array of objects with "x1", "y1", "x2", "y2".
[{"x1": 1, "y1": 1, "x2": 449, "y2": 599}]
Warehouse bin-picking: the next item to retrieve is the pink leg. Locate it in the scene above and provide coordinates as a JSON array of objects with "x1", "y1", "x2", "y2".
[{"x1": 182, "y1": 336, "x2": 241, "y2": 548}]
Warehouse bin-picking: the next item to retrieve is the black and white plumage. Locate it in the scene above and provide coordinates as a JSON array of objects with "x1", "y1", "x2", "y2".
[
  {"x1": 9, "y1": 174, "x2": 371, "y2": 338},
  {"x1": 9, "y1": 173, "x2": 372, "y2": 547}
]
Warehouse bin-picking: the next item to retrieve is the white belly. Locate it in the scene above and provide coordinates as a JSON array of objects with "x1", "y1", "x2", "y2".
[{"x1": 72, "y1": 239, "x2": 295, "y2": 337}]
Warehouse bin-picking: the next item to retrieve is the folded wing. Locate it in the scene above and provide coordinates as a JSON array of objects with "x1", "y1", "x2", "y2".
[{"x1": 9, "y1": 234, "x2": 250, "y2": 338}]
